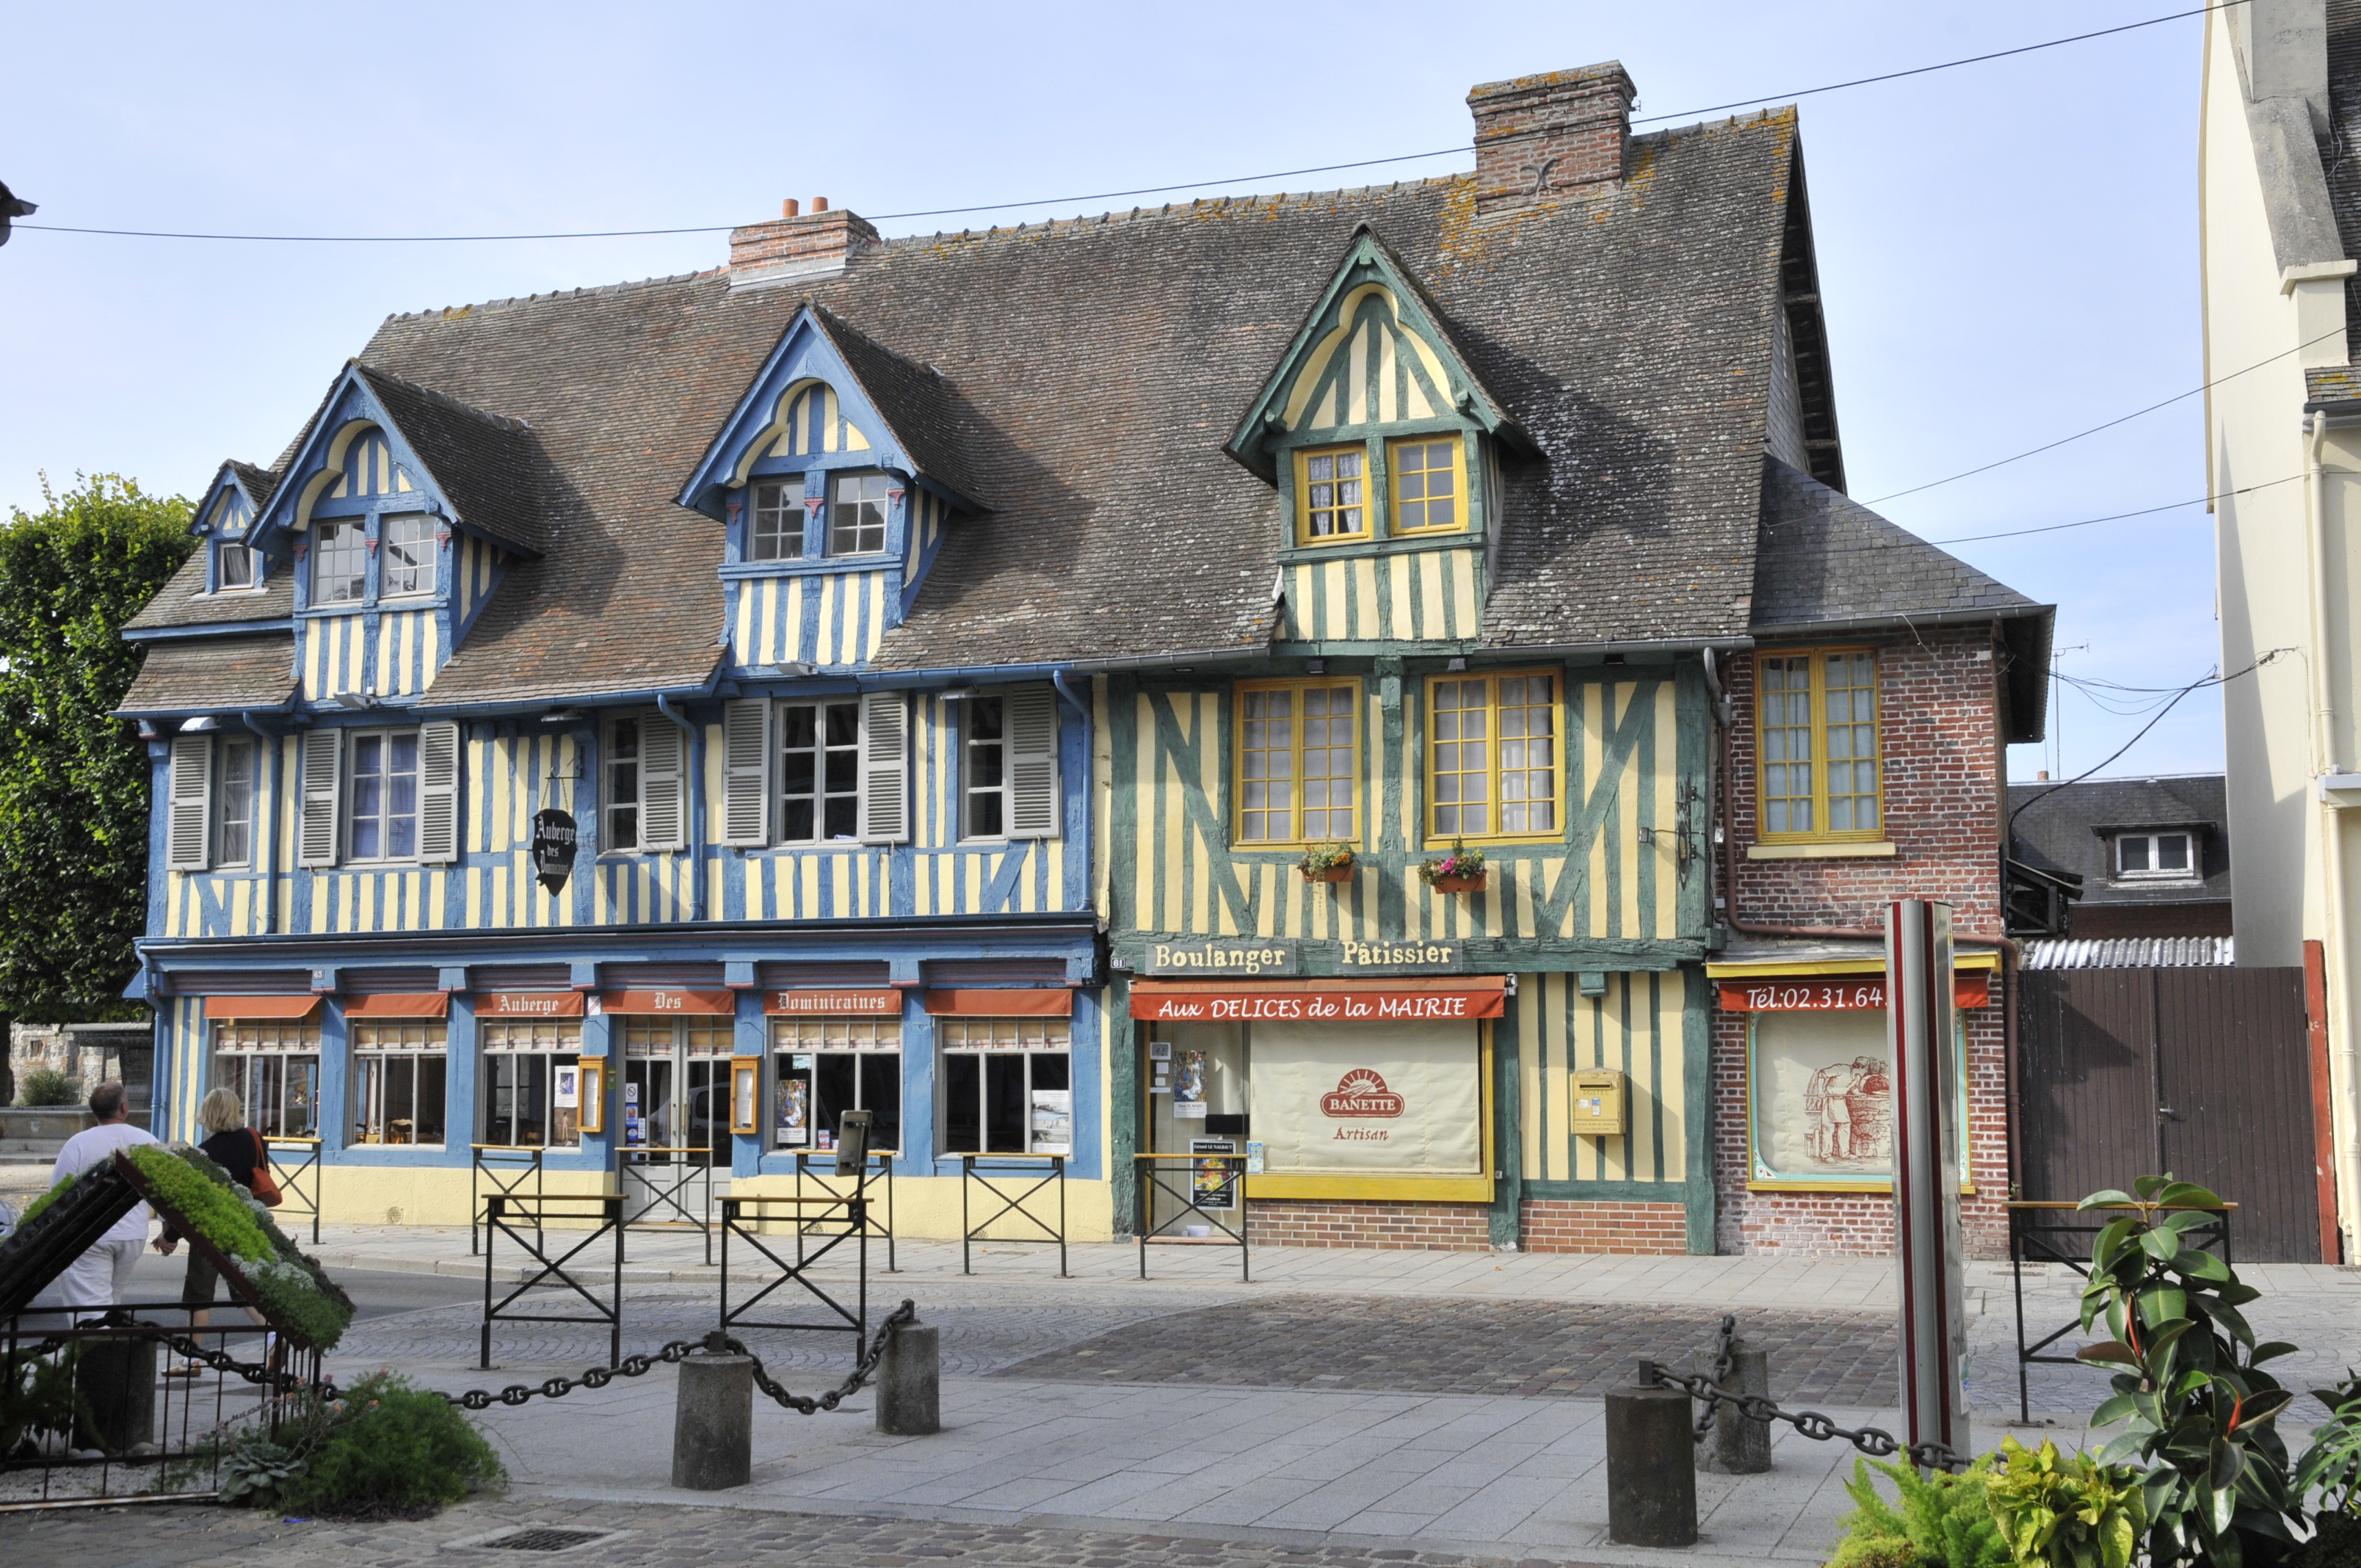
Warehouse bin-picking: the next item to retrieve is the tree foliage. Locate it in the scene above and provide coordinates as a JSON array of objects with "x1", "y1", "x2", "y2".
[{"x1": 0, "y1": 474, "x2": 194, "y2": 1022}]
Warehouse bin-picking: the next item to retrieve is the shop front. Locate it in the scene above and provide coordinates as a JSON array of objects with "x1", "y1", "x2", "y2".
[{"x1": 1128, "y1": 976, "x2": 1502, "y2": 1249}]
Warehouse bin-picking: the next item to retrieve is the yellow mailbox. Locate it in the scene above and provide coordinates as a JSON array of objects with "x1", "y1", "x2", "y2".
[{"x1": 1569, "y1": 1070, "x2": 1630, "y2": 1136}]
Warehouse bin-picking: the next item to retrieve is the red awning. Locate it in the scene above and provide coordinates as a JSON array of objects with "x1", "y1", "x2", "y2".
[
  {"x1": 1716, "y1": 973, "x2": 1991, "y2": 1012},
  {"x1": 923, "y1": 988, "x2": 1074, "y2": 1017},
  {"x1": 1128, "y1": 976, "x2": 1506, "y2": 1023},
  {"x1": 766, "y1": 987, "x2": 903, "y2": 1016},
  {"x1": 476, "y1": 991, "x2": 586, "y2": 1019},
  {"x1": 601, "y1": 989, "x2": 736, "y2": 1016},
  {"x1": 200, "y1": 995, "x2": 322, "y2": 1021},
  {"x1": 344, "y1": 992, "x2": 450, "y2": 1020}
]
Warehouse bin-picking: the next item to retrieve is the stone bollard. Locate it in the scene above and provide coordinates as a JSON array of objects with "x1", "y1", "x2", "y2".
[
  {"x1": 672, "y1": 1353, "x2": 753, "y2": 1490},
  {"x1": 874, "y1": 1318, "x2": 940, "y2": 1437},
  {"x1": 1606, "y1": 1360, "x2": 1697, "y2": 1549},
  {"x1": 1704, "y1": 1340, "x2": 1773, "y2": 1476}
]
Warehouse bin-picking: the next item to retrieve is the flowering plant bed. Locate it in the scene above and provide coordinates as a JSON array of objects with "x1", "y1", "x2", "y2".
[
  {"x1": 1299, "y1": 843, "x2": 1355, "y2": 882},
  {"x1": 120, "y1": 1144, "x2": 355, "y2": 1350},
  {"x1": 1417, "y1": 840, "x2": 1487, "y2": 893}
]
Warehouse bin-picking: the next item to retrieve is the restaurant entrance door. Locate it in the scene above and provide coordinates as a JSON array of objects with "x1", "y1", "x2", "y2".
[{"x1": 617, "y1": 1017, "x2": 733, "y2": 1224}]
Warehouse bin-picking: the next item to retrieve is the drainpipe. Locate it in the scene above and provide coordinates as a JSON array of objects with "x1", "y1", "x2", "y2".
[
  {"x1": 2303, "y1": 411, "x2": 2360, "y2": 1256},
  {"x1": 239, "y1": 711, "x2": 276, "y2": 935},
  {"x1": 654, "y1": 693, "x2": 702, "y2": 923}
]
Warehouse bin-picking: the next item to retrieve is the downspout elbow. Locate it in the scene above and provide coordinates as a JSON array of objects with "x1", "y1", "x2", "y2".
[{"x1": 1051, "y1": 668, "x2": 1089, "y2": 717}]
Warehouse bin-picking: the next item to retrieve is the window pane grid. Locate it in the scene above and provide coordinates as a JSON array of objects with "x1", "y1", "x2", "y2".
[
  {"x1": 380, "y1": 513, "x2": 433, "y2": 596},
  {"x1": 1390, "y1": 438, "x2": 1460, "y2": 532},
  {"x1": 1758, "y1": 651, "x2": 1881, "y2": 841},
  {"x1": 1427, "y1": 673, "x2": 1557, "y2": 839},
  {"x1": 1759, "y1": 657, "x2": 1816, "y2": 837},
  {"x1": 349, "y1": 730, "x2": 421, "y2": 861},
  {"x1": 965, "y1": 697, "x2": 1006, "y2": 839},
  {"x1": 606, "y1": 716, "x2": 640, "y2": 852},
  {"x1": 750, "y1": 480, "x2": 804, "y2": 561},
  {"x1": 1299, "y1": 449, "x2": 1366, "y2": 540},
  {"x1": 1823, "y1": 652, "x2": 1879, "y2": 834},
  {"x1": 313, "y1": 519, "x2": 366, "y2": 604},
  {"x1": 772, "y1": 1017, "x2": 902, "y2": 1050},
  {"x1": 781, "y1": 700, "x2": 860, "y2": 842},
  {"x1": 828, "y1": 473, "x2": 888, "y2": 556},
  {"x1": 939, "y1": 1017, "x2": 1071, "y2": 1050},
  {"x1": 1236, "y1": 684, "x2": 1355, "y2": 844},
  {"x1": 217, "y1": 736, "x2": 255, "y2": 868},
  {"x1": 217, "y1": 544, "x2": 255, "y2": 589},
  {"x1": 211, "y1": 1022, "x2": 320, "y2": 1139}
]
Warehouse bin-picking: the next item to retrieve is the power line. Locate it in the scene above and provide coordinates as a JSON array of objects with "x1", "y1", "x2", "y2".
[
  {"x1": 2010, "y1": 654, "x2": 2268, "y2": 830},
  {"x1": 10, "y1": 4, "x2": 2232, "y2": 246},
  {"x1": 1924, "y1": 472, "x2": 2304, "y2": 546},
  {"x1": 1865, "y1": 326, "x2": 2349, "y2": 506}
]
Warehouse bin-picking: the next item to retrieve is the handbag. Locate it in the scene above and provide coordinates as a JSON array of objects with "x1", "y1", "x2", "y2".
[{"x1": 247, "y1": 1128, "x2": 284, "y2": 1207}]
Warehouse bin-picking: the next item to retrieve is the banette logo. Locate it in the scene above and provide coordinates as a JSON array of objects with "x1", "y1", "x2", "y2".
[{"x1": 1321, "y1": 1068, "x2": 1404, "y2": 1119}]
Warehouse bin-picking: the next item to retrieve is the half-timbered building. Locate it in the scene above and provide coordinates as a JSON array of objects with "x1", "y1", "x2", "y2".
[{"x1": 121, "y1": 60, "x2": 2050, "y2": 1253}]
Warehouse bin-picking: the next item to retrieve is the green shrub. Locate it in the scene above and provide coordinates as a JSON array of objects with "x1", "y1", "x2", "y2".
[
  {"x1": 279, "y1": 1373, "x2": 504, "y2": 1519},
  {"x1": 15, "y1": 1170, "x2": 73, "y2": 1227},
  {"x1": 1824, "y1": 1454, "x2": 2008, "y2": 1568},
  {"x1": 17, "y1": 1068, "x2": 80, "y2": 1106},
  {"x1": 125, "y1": 1144, "x2": 353, "y2": 1349},
  {"x1": 1984, "y1": 1436, "x2": 2149, "y2": 1568}
]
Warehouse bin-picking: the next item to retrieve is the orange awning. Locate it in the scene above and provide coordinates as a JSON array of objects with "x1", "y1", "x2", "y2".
[
  {"x1": 343, "y1": 992, "x2": 450, "y2": 1020},
  {"x1": 1716, "y1": 973, "x2": 1991, "y2": 1012},
  {"x1": 1128, "y1": 976, "x2": 1506, "y2": 1023},
  {"x1": 601, "y1": 988, "x2": 736, "y2": 1016},
  {"x1": 923, "y1": 988, "x2": 1074, "y2": 1017},
  {"x1": 200, "y1": 995, "x2": 322, "y2": 1021}
]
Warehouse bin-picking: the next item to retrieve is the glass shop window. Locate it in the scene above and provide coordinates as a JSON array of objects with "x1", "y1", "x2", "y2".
[
  {"x1": 211, "y1": 1020, "x2": 322, "y2": 1140},
  {"x1": 350, "y1": 1021, "x2": 448, "y2": 1146},
  {"x1": 480, "y1": 1020, "x2": 584, "y2": 1148},
  {"x1": 939, "y1": 1016, "x2": 1071, "y2": 1157},
  {"x1": 771, "y1": 1017, "x2": 902, "y2": 1153}
]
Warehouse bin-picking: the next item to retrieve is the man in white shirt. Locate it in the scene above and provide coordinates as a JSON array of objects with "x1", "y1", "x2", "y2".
[{"x1": 48, "y1": 1080, "x2": 160, "y2": 1310}]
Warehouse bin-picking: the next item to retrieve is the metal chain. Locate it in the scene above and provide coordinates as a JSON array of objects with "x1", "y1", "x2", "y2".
[
  {"x1": 1644, "y1": 1359, "x2": 1970, "y2": 1473},
  {"x1": 739, "y1": 1299, "x2": 918, "y2": 1415},
  {"x1": 1692, "y1": 1314, "x2": 1738, "y2": 1442}
]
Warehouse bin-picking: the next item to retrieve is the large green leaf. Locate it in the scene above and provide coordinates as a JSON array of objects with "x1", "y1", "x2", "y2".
[
  {"x1": 2079, "y1": 1188, "x2": 2138, "y2": 1211},
  {"x1": 2155, "y1": 1182, "x2": 2224, "y2": 1209}
]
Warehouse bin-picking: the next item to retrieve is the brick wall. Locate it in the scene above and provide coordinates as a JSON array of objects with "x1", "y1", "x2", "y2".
[
  {"x1": 1519, "y1": 1199, "x2": 1687, "y2": 1255},
  {"x1": 1714, "y1": 627, "x2": 2014, "y2": 1257},
  {"x1": 1246, "y1": 1199, "x2": 1491, "y2": 1252}
]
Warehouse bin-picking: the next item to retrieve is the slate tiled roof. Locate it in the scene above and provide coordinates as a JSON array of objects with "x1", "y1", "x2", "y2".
[
  {"x1": 353, "y1": 366, "x2": 559, "y2": 557},
  {"x1": 2326, "y1": 0, "x2": 2361, "y2": 330},
  {"x1": 813, "y1": 306, "x2": 991, "y2": 507},
  {"x1": 1750, "y1": 459, "x2": 2042, "y2": 632},
  {"x1": 2307, "y1": 363, "x2": 2361, "y2": 407},
  {"x1": 2008, "y1": 774, "x2": 2233, "y2": 910},
  {"x1": 225, "y1": 461, "x2": 280, "y2": 507},
  {"x1": 117, "y1": 635, "x2": 297, "y2": 715},
  {"x1": 123, "y1": 551, "x2": 294, "y2": 633}
]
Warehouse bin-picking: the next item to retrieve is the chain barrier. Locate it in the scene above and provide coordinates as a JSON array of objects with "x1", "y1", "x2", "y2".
[
  {"x1": 1692, "y1": 1314, "x2": 1737, "y2": 1441},
  {"x1": 1643, "y1": 1351, "x2": 1970, "y2": 1473}
]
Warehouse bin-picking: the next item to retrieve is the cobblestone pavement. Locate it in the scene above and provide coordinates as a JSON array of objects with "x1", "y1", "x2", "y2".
[
  {"x1": 8, "y1": 1496, "x2": 1592, "y2": 1568},
  {"x1": 995, "y1": 1297, "x2": 1898, "y2": 1406}
]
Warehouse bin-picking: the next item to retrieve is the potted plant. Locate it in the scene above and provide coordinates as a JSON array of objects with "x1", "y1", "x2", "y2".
[
  {"x1": 1299, "y1": 843, "x2": 1354, "y2": 883},
  {"x1": 1418, "y1": 840, "x2": 1487, "y2": 893}
]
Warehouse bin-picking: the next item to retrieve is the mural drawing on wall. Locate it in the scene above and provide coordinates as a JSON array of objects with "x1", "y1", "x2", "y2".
[{"x1": 1752, "y1": 1011, "x2": 1897, "y2": 1183}]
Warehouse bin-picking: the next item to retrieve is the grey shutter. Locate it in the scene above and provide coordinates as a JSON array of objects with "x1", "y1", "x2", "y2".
[
  {"x1": 639, "y1": 715, "x2": 686, "y2": 852},
  {"x1": 417, "y1": 721, "x2": 461, "y2": 864},
  {"x1": 167, "y1": 734, "x2": 213, "y2": 871},
  {"x1": 1006, "y1": 687, "x2": 1061, "y2": 839},
  {"x1": 721, "y1": 699, "x2": 772, "y2": 847},
  {"x1": 858, "y1": 692, "x2": 910, "y2": 844},
  {"x1": 297, "y1": 727, "x2": 341, "y2": 868}
]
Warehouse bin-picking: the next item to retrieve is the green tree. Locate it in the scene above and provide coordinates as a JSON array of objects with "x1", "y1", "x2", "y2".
[{"x1": 0, "y1": 474, "x2": 195, "y2": 1078}]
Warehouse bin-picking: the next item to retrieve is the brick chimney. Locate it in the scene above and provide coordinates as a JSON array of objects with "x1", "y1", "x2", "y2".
[
  {"x1": 728, "y1": 199, "x2": 879, "y2": 290},
  {"x1": 1467, "y1": 62, "x2": 1638, "y2": 217}
]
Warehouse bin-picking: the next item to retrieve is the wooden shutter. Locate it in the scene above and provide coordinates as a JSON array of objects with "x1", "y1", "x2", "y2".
[
  {"x1": 167, "y1": 734, "x2": 213, "y2": 871},
  {"x1": 721, "y1": 699, "x2": 772, "y2": 847},
  {"x1": 297, "y1": 728, "x2": 341, "y2": 868},
  {"x1": 1006, "y1": 687, "x2": 1061, "y2": 839},
  {"x1": 639, "y1": 714, "x2": 686, "y2": 852},
  {"x1": 416, "y1": 721, "x2": 461, "y2": 864},
  {"x1": 858, "y1": 692, "x2": 910, "y2": 844}
]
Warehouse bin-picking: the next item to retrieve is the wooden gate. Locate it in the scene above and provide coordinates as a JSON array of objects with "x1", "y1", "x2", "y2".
[{"x1": 2017, "y1": 966, "x2": 2321, "y2": 1261}]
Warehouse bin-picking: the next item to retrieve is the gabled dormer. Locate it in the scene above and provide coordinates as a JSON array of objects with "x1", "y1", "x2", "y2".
[
  {"x1": 189, "y1": 461, "x2": 283, "y2": 598},
  {"x1": 1230, "y1": 229, "x2": 1528, "y2": 646},
  {"x1": 252, "y1": 363, "x2": 546, "y2": 703},
  {"x1": 680, "y1": 304, "x2": 984, "y2": 673}
]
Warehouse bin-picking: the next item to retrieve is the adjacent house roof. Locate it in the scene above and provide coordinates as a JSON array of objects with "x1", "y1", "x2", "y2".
[
  {"x1": 124, "y1": 544, "x2": 295, "y2": 634},
  {"x1": 2007, "y1": 774, "x2": 2233, "y2": 910},
  {"x1": 117, "y1": 635, "x2": 297, "y2": 716}
]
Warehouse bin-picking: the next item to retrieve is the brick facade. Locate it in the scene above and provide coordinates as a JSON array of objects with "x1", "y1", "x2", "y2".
[
  {"x1": 1518, "y1": 1199, "x2": 1688, "y2": 1255},
  {"x1": 1245, "y1": 1199, "x2": 1492, "y2": 1252}
]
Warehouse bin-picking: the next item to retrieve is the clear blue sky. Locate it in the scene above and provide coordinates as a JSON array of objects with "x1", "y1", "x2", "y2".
[{"x1": 0, "y1": 1, "x2": 2213, "y2": 785}]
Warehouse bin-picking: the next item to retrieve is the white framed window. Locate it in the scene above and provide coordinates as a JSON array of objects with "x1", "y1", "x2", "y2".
[
  {"x1": 351, "y1": 1022, "x2": 447, "y2": 1146},
  {"x1": 347, "y1": 730, "x2": 421, "y2": 862},
  {"x1": 964, "y1": 697, "x2": 1007, "y2": 838},
  {"x1": 380, "y1": 512, "x2": 435, "y2": 597},
  {"x1": 780, "y1": 699, "x2": 862, "y2": 842},
  {"x1": 215, "y1": 735, "x2": 257, "y2": 869},
  {"x1": 212, "y1": 1020, "x2": 321, "y2": 1139},
  {"x1": 2117, "y1": 832, "x2": 2197, "y2": 880},
  {"x1": 827, "y1": 473, "x2": 889, "y2": 556},
  {"x1": 312, "y1": 518, "x2": 366, "y2": 604},
  {"x1": 719, "y1": 693, "x2": 908, "y2": 848},
  {"x1": 939, "y1": 1016, "x2": 1071, "y2": 1155},
  {"x1": 603, "y1": 712, "x2": 683, "y2": 854},
  {"x1": 481, "y1": 1020, "x2": 583, "y2": 1148},
  {"x1": 750, "y1": 481, "x2": 805, "y2": 561},
  {"x1": 217, "y1": 542, "x2": 257, "y2": 590},
  {"x1": 772, "y1": 1017, "x2": 902, "y2": 1152},
  {"x1": 960, "y1": 689, "x2": 1060, "y2": 841}
]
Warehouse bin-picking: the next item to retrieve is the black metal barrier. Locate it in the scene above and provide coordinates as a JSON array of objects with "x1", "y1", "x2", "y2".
[
  {"x1": 792, "y1": 1151, "x2": 896, "y2": 1273},
  {"x1": 960, "y1": 1154, "x2": 1066, "y2": 1277},
  {"x1": 1134, "y1": 1152, "x2": 1249, "y2": 1282},
  {"x1": 619, "y1": 1145, "x2": 718, "y2": 1266},
  {"x1": 481, "y1": 1192, "x2": 624, "y2": 1371},
  {"x1": 2006, "y1": 1198, "x2": 2234, "y2": 1425},
  {"x1": 471, "y1": 1144, "x2": 546, "y2": 1257},
  {"x1": 718, "y1": 1192, "x2": 868, "y2": 1356},
  {"x1": 265, "y1": 1136, "x2": 323, "y2": 1246}
]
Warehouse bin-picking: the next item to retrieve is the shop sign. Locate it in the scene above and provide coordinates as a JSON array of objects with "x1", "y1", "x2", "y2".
[
  {"x1": 766, "y1": 988, "x2": 902, "y2": 1015},
  {"x1": 1717, "y1": 974, "x2": 1990, "y2": 1012},
  {"x1": 1337, "y1": 939, "x2": 1465, "y2": 974},
  {"x1": 599, "y1": 988, "x2": 736, "y2": 1015},
  {"x1": 1130, "y1": 981, "x2": 1505, "y2": 1022},
  {"x1": 477, "y1": 990, "x2": 587, "y2": 1018},
  {"x1": 1139, "y1": 938, "x2": 1297, "y2": 976},
  {"x1": 531, "y1": 808, "x2": 578, "y2": 895},
  {"x1": 1321, "y1": 1068, "x2": 1404, "y2": 1118}
]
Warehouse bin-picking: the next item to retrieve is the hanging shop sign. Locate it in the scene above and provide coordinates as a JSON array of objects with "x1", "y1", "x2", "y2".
[
  {"x1": 477, "y1": 990, "x2": 587, "y2": 1019},
  {"x1": 764, "y1": 987, "x2": 903, "y2": 1015},
  {"x1": 531, "y1": 808, "x2": 579, "y2": 895},
  {"x1": 1716, "y1": 973, "x2": 1989, "y2": 1012},
  {"x1": 1128, "y1": 976, "x2": 1506, "y2": 1023},
  {"x1": 1137, "y1": 938, "x2": 1299, "y2": 976}
]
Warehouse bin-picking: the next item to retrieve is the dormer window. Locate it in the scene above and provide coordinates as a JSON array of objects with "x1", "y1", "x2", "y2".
[
  {"x1": 828, "y1": 473, "x2": 889, "y2": 556},
  {"x1": 217, "y1": 542, "x2": 257, "y2": 590},
  {"x1": 1390, "y1": 438, "x2": 1465, "y2": 534},
  {"x1": 314, "y1": 519, "x2": 366, "y2": 604},
  {"x1": 380, "y1": 513, "x2": 435, "y2": 597},
  {"x1": 750, "y1": 482, "x2": 805, "y2": 561},
  {"x1": 2117, "y1": 832, "x2": 2196, "y2": 880},
  {"x1": 1296, "y1": 448, "x2": 1367, "y2": 543}
]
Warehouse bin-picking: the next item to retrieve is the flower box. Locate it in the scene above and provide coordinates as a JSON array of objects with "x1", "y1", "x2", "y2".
[
  {"x1": 1302, "y1": 863, "x2": 1354, "y2": 884},
  {"x1": 1431, "y1": 873, "x2": 1487, "y2": 894}
]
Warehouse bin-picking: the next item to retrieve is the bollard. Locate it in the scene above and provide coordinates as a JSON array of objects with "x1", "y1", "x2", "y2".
[
  {"x1": 672, "y1": 1353, "x2": 753, "y2": 1490},
  {"x1": 874, "y1": 1318, "x2": 940, "y2": 1436},
  {"x1": 1705, "y1": 1340, "x2": 1773, "y2": 1475},
  {"x1": 1606, "y1": 1360, "x2": 1697, "y2": 1548}
]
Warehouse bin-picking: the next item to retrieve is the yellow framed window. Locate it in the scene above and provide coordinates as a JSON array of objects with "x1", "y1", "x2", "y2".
[
  {"x1": 1757, "y1": 649, "x2": 1881, "y2": 840},
  {"x1": 1294, "y1": 446, "x2": 1368, "y2": 543},
  {"x1": 1236, "y1": 680, "x2": 1360, "y2": 845},
  {"x1": 1388, "y1": 436, "x2": 1465, "y2": 534},
  {"x1": 1426, "y1": 671, "x2": 1561, "y2": 841}
]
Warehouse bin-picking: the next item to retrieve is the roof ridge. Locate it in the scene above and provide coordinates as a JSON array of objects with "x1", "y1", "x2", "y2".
[
  {"x1": 892, "y1": 172, "x2": 1472, "y2": 246},
  {"x1": 381, "y1": 268, "x2": 722, "y2": 325}
]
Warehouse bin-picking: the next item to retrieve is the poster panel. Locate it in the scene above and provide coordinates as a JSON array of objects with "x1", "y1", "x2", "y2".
[
  {"x1": 1749, "y1": 1009, "x2": 1971, "y2": 1186},
  {"x1": 1252, "y1": 1020, "x2": 1481, "y2": 1176}
]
